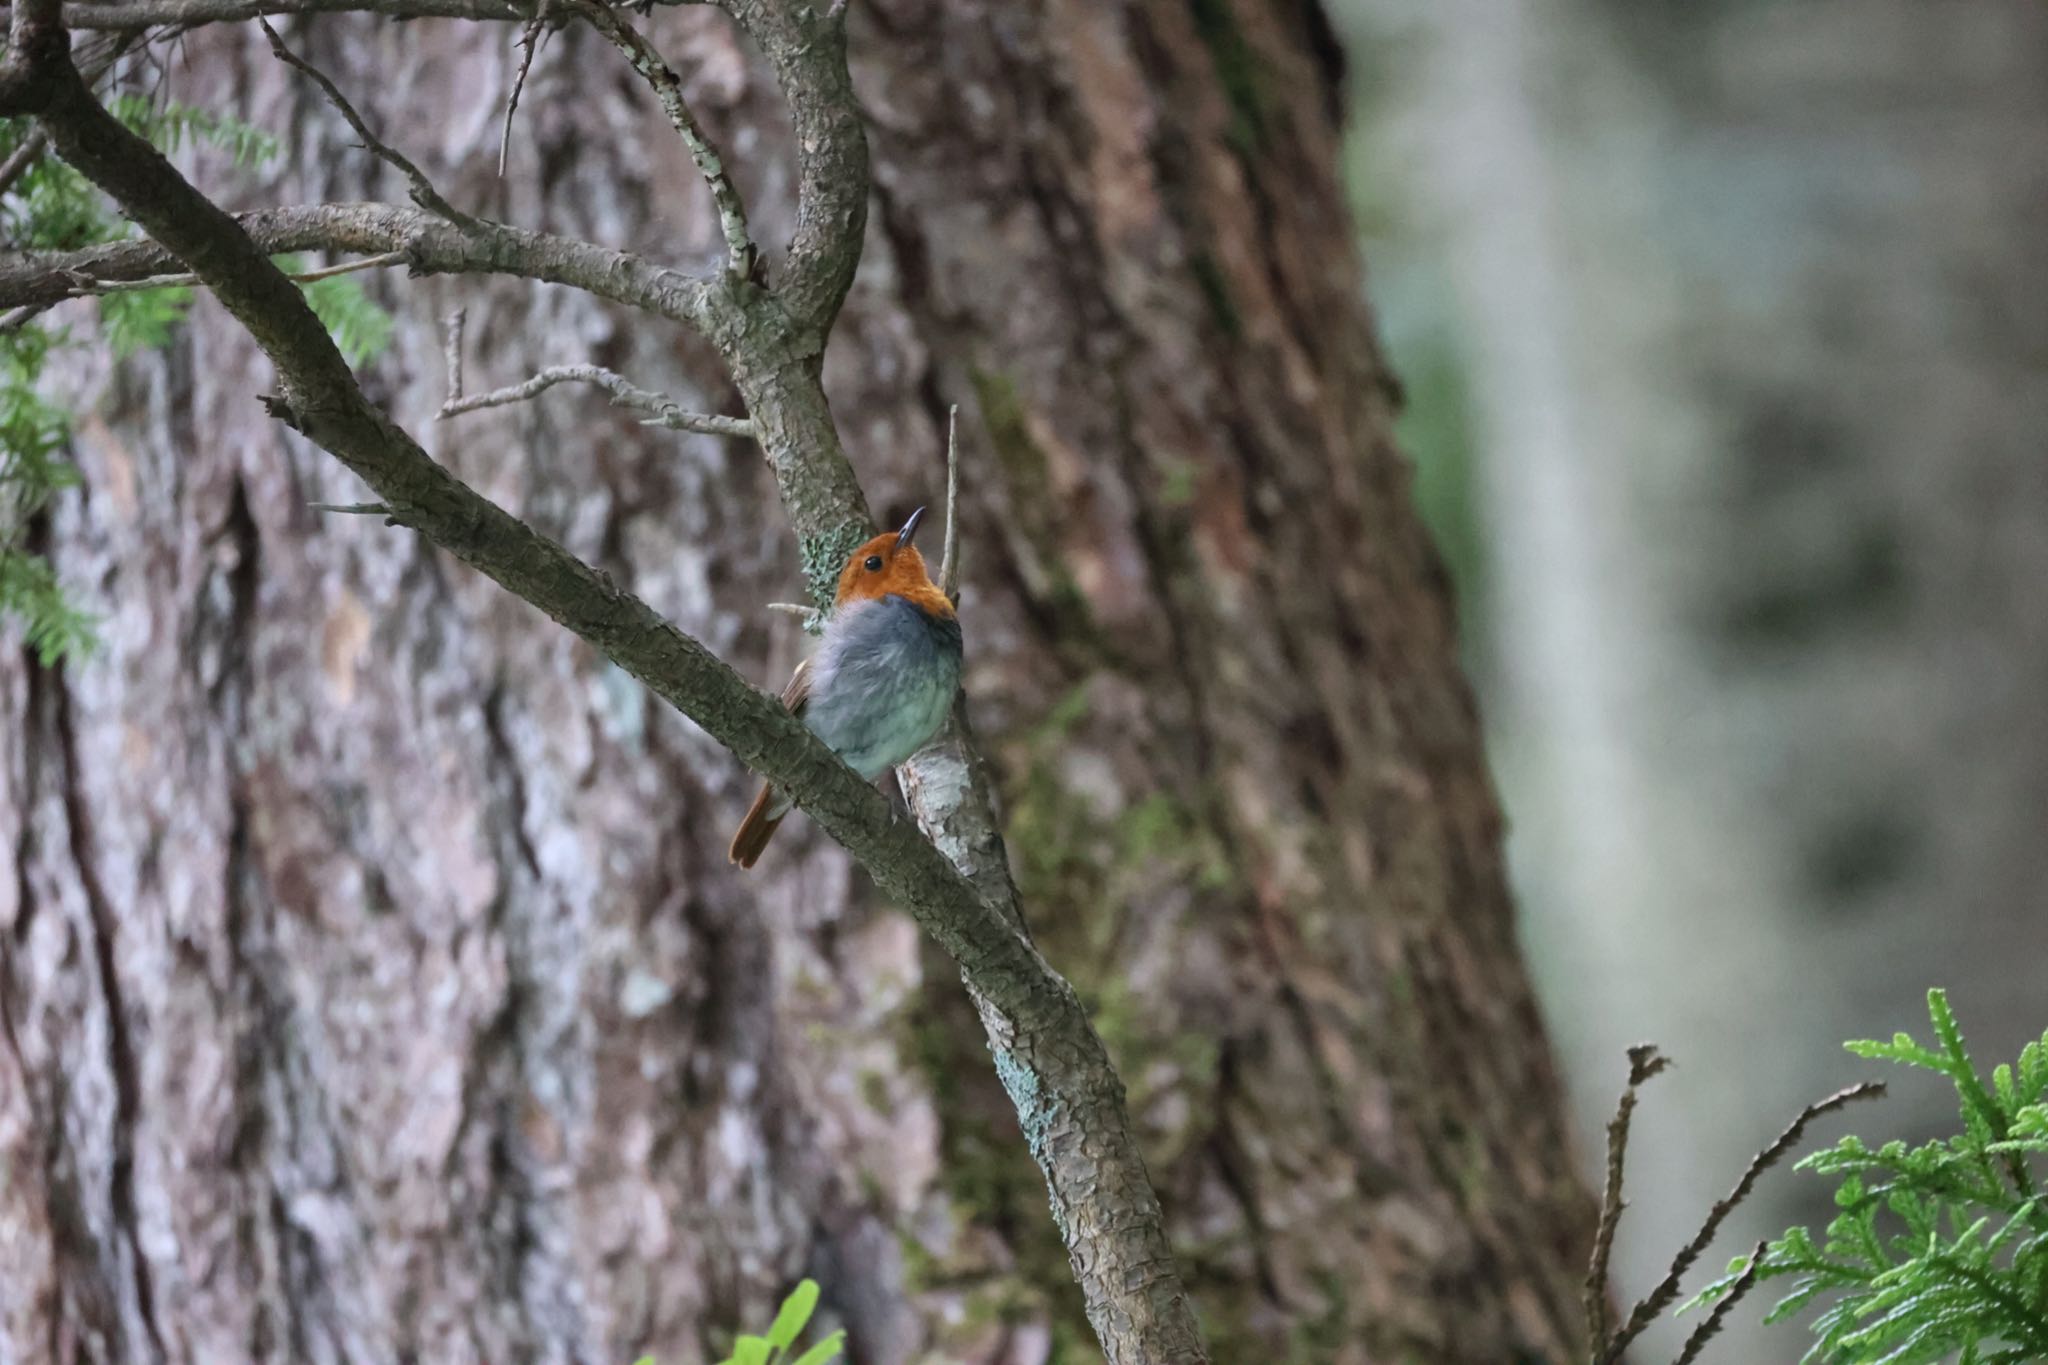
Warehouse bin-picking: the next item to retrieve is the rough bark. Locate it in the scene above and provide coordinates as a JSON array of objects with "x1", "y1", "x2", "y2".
[
  {"x1": 0, "y1": 2, "x2": 1593, "y2": 1362},
  {"x1": 1340, "y1": 0, "x2": 2048, "y2": 1359}
]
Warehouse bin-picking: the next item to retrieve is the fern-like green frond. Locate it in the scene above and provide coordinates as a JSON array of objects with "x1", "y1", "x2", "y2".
[{"x1": 1691, "y1": 992, "x2": 2048, "y2": 1363}]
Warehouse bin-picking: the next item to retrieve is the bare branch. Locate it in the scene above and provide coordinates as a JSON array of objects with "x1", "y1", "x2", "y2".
[
  {"x1": 307, "y1": 500, "x2": 391, "y2": 515},
  {"x1": 765, "y1": 600, "x2": 824, "y2": 634},
  {"x1": 684, "y1": 5, "x2": 1208, "y2": 1358},
  {"x1": 1603, "y1": 1079, "x2": 1888, "y2": 1362},
  {"x1": 6, "y1": 85, "x2": 1175, "y2": 1365},
  {"x1": 258, "y1": 16, "x2": 480, "y2": 229},
  {"x1": 4, "y1": 3, "x2": 1209, "y2": 1359},
  {"x1": 0, "y1": 20, "x2": 1088, "y2": 1221},
  {"x1": 1585, "y1": 1043, "x2": 1671, "y2": 1354},
  {"x1": 1672, "y1": 1242, "x2": 1768, "y2": 1365},
  {"x1": 441, "y1": 306, "x2": 465, "y2": 400},
  {"x1": 437, "y1": 362, "x2": 751, "y2": 437},
  {"x1": 498, "y1": 1, "x2": 549, "y2": 178},
  {"x1": 63, "y1": 248, "x2": 408, "y2": 296},
  {"x1": 565, "y1": 0, "x2": 753, "y2": 279},
  {"x1": 0, "y1": 201, "x2": 719, "y2": 330},
  {"x1": 937, "y1": 402, "x2": 959, "y2": 600},
  {"x1": 0, "y1": 31, "x2": 142, "y2": 197},
  {"x1": 0, "y1": 0, "x2": 67, "y2": 110},
  {"x1": 0, "y1": 124, "x2": 47, "y2": 196},
  {"x1": 43, "y1": 0, "x2": 530, "y2": 28}
]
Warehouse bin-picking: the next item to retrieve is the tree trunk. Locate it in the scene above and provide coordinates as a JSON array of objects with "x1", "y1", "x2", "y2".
[
  {"x1": 0, "y1": 3, "x2": 1593, "y2": 1362},
  {"x1": 1339, "y1": 0, "x2": 2048, "y2": 1359}
]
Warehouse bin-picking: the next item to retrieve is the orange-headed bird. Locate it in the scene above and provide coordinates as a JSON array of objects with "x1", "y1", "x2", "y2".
[{"x1": 728, "y1": 507, "x2": 962, "y2": 868}]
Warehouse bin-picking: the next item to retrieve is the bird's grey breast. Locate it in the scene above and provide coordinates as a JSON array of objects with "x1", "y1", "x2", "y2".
[{"x1": 805, "y1": 595, "x2": 963, "y2": 780}]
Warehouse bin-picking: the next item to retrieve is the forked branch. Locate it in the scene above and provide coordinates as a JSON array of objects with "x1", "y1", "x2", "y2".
[
  {"x1": 1584, "y1": 1043, "x2": 1670, "y2": 1349},
  {"x1": 1600, "y1": 1078, "x2": 1887, "y2": 1362},
  {"x1": 498, "y1": 0, "x2": 549, "y2": 176},
  {"x1": 1580, "y1": 1043, "x2": 1887, "y2": 1365},
  {"x1": 719, "y1": 0, "x2": 863, "y2": 327},
  {"x1": 438, "y1": 361, "x2": 751, "y2": 437},
  {"x1": 258, "y1": 15, "x2": 481, "y2": 228},
  {"x1": 567, "y1": 0, "x2": 753, "y2": 279}
]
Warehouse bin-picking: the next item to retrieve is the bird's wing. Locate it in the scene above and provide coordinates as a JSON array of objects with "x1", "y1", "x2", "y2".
[{"x1": 780, "y1": 656, "x2": 813, "y2": 715}]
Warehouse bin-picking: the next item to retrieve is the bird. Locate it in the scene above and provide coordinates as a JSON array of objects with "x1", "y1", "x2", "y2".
[{"x1": 728, "y1": 506, "x2": 962, "y2": 868}]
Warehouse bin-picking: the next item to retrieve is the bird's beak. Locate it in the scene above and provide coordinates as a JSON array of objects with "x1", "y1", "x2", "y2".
[{"x1": 896, "y1": 506, "x2": 926, "y2": 551}]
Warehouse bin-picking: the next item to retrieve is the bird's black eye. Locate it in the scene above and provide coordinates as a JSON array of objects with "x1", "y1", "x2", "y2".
[{"x1": 864, "y1": 555, "x2": 884, "y2": 572}]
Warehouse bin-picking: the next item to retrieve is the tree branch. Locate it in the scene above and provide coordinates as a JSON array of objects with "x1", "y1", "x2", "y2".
[
  {"x1": 441, "y1": 305, "x2": 465, "y2": 397},
  {"x1": 60, "y1": 248, "x2": 406, "y2": 295},
  {"x1": 0, "y1": 31, "x2": 153, "y2": 196},
  {"x1": 1671, "y1": 1243, "x2": 1767, "y2": 1365},
  {"x1": 694, "y1": 9, "x2": 1208, "y2": 1362},
  {"x1": 0, "y1": 0, "x2": 1083, "y2": 1154},
  {"x1": 1602, "y1": 1079, "x2": 1888, "y2": 1363},
  {"x1": 437, "y1": 361, "x2": 750, "y2": 437},
  {"x1": 567, "y1": 0, "x2": 752, "y2": 280},
  {"x1": 1585, "y1": 1044, "x2": 1670, "y2": 1355},
  {"x1": 0, "y1": 122, "x2": 47, "y2": 195},
  {"x1": 497, "y1": 0, "x2": 548, "y2": 176},
  {"x1": 937, "y1": 402, "x2": 959, "y2": 600},
  {"x1": 3, "y1": 5, "x2": 1212, "y2": 1361},
  {"x1": 41, "y1": 0, "x2": 530, "y2": 27},
  {"x1": 0, "y1": 200, "x2": 719, "y2": 329},
  {"x1": 257, "y1": 14, "x2": 480, "y2": 228},
  {"x1": 719, "y1": 0, "x2": 864, "y2": 332}
]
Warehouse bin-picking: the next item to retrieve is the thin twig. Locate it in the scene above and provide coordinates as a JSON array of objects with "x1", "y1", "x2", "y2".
[
  {"x1": 307, "y1": 500, "x2": 391, "y2": 515},
  {"x1": 498, "y1": 0, "x2": 549, "y2": 178},
  {"x1": 0, "y1": 201, "x2": 722, "y2": 334},
  {"x1": 766, "y1": 600, "x2": 825, "y2": 633},
  {"x1": 0, "y1": 30, "x2": 135, "y2": 197},
  {"x1": 441, "y1": 307, "x2": 466, "y2": 402},
  {"x1": 564, "y1": 0, "x2": 754, "y2": 279},
  {"x1": 0, "y1": 124, "x2": 47, "y2": 197},
  {"x1": 64, "y1": 250, "x2": 408, "y2": 297},
  {"x1": 44, "y1": 0, "x2": 532, "y2": 28},
  {"x1": 436, "y1": 362, "x2": 753, "y2": 437},
  {"x1": 1671, "y1": 1242, "x2": 1768, "y2": 1365},
  {"x1": 937, "y1": 402, "x2": 959, "y2": 601},
  {"x1": 0, "y1": 301, "x2": 51, "y2": 330},
  {"x1": 258, "y1": 16, "x2": 481, "y2": 230},
  {"x1": 1604, "y1": 1079, "x2": 1888, "y2": 1362},
  {"x1": 1586, "y1": 1044, "x2": 1670, "y2": 1354}
]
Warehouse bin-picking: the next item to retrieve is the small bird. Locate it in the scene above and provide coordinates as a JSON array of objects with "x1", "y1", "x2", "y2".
[{"x1": 729, "y1": 506, "x2": 962, "y2": 868}]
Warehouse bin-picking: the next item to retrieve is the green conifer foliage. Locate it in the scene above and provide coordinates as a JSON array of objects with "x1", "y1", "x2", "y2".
[{"x1": 1689, "y1": 991, "x2": 2048, "y2": 1364}]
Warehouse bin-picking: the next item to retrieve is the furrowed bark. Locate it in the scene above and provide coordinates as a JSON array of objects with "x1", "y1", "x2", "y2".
[
  {"x1": 728, "y1": 315, "x2": 1208, "y2": 1362},
  {"x1": 2, "y1": 6, "x2": 1210, "y2": 1361},
  {"x1": 702, "y1": 1, "x2": 1209, "y2": 1355},
  {"x1": 1, "y1": 0, "x2": 1608, "y2": 1358},
  {"x1": 2, "y1": 16, "x2": 938, "y2": 945}
]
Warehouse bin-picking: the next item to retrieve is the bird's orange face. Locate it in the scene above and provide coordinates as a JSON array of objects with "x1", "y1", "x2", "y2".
[{"x1": 834, "y1": 507, "x2": 954, "y2": 617}]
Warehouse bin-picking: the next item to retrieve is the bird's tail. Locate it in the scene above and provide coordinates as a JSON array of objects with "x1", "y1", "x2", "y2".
[{"x1": 728, "y1": 782, "x2": 787, "y2": 868}]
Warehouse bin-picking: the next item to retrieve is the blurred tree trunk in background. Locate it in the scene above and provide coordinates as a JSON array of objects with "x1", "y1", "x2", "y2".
[
  {"x1": 1338, "y1": 0, "x2": 2048, "y2": 1359},
  {"x1": 0, "y1": 2, "x2": 1595, "y2": 1362}
]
